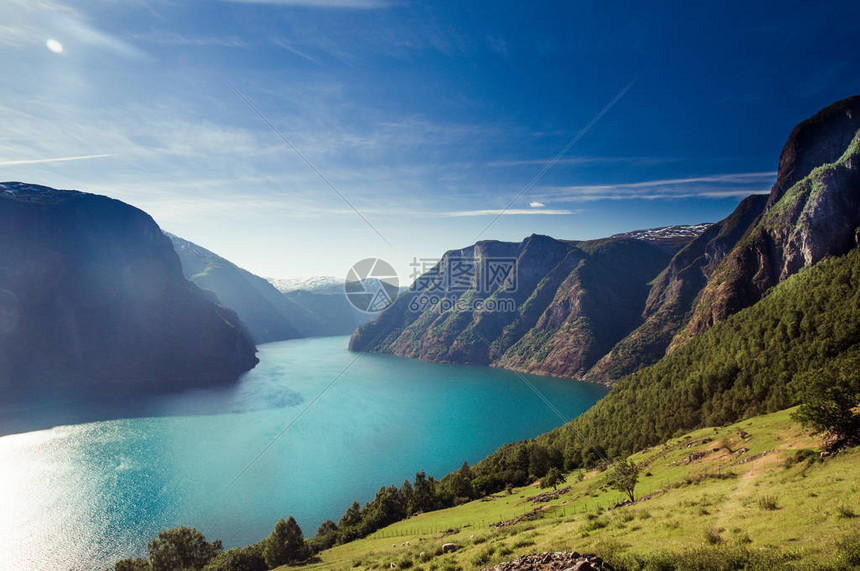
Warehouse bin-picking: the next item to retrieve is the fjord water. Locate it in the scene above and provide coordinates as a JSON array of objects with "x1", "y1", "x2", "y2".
[{"x1": 0, "y1": 336, "x2": 607, "y2": 570}]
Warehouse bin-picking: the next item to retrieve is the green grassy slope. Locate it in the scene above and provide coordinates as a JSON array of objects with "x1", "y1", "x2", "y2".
[
  {"x1": 280, "y1": 408, "x2": 860, "y2": 571},
  {"x1": 496, "y1": 246, "x2": 860, "y2": 476}
]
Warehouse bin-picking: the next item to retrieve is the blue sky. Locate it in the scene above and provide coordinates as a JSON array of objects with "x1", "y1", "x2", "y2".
[{"x1": 1, "y1": 0, "x2": 858, "y2": 282}]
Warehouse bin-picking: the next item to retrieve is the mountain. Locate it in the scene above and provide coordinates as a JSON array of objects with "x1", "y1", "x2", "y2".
[
  {"x1": 0, "y1": 183, "x2": 258, "y2": 399},
  {"x1": 352, "y1": 96, "x2": 860, "y2": 384},
  {"x1": 267, "y1": 275, "x2": 343, "y2": 294},
  {"x1": 167, "y1": 233, "x2": 305, "y2": 343},
  {"x1": 672, "y1": 94, "x2": 860, "y2": 348},
  {"x1": 167, "y1": 234, "x2": 372, "y2": 341},
  {"x1": 350, "y1": 231, "x2": 701, "y2": 379},
  {"x1": 583, "y1": 195, "x2": 768, "y2": 383}
]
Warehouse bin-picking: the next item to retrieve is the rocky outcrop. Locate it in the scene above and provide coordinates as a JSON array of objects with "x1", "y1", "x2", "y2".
[
  {"x1": 482, "y1": 551, "x2": 613, "y2": 571},
  {"x1": 674, "y1": 95, "x2": 860, "y2": 347},
  {"x1": 0, "y1": 183, "x2": 258, "y2": 399}
]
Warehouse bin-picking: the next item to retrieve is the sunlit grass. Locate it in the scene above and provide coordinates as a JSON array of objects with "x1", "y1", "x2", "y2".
[{"x1": 275, "y1": 408, "x2": 860, "y2": 570}]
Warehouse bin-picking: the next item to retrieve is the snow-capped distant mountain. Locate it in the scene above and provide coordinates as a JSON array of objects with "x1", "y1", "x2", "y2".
[
  {"x1": 267, "y1": 276, "x2": 343, "y2": 294},
  {"x1": 611, "y1": 224, "x2": 712, "y2": 245}
]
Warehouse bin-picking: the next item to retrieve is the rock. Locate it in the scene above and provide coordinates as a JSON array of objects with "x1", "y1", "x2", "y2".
[{"x1": 442, "y1": 543, "x2": 458, "y2": 553}]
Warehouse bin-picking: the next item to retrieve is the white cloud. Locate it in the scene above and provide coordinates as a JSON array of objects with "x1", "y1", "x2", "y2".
[
  {"x1": 533, "y1": 172, "x2": 777, "y2": 202},
  {"x1": 0, "y1": 154, "x2": 111, "y2": 167},
  {"x1": 528, "y1": 201, "x2": 545, "y2": 208}
]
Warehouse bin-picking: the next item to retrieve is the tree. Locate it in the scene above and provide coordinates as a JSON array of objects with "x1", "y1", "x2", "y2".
[
  {"x1": 410, "y1": 472, "x2": 436, "y2": 514},
  {"x1": 540, "y1": 466, "x2": 564, "y2": 490},
  {"x1": 114, "y1": 559, "x2": 150, "y2": 571},
  {"x1": 309, "y1": 520, "x2": 339, "y2": 553},
  {"x1": 608, "y1": 458, "x2": 639, "y2": 503},
  {"x1": 793, "y1": 363, "x2": 860, "y2": 435},
  {"x1": 202, "y1": 547, "x2": 267, "y2": 571},
  {"x1": 447, "y1": 461, "x2": 474, "y2": 500},
  {"x1": 148, "y1": 527, "x2": 222, "y2": 571},
  {"x1": 399, "y1": 478, "x2": 414, "y2": 515},
  {"x1": 264, "y1": 516, "x2": 307, "y2": 568}
]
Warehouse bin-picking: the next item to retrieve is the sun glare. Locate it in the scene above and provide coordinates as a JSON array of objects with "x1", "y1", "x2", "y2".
[{"x1": 46, "y1": 39, "x2": 64, "y2": 54}]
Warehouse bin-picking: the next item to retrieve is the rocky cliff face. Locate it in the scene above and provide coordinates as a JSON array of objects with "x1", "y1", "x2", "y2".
[
  {"x1": 350, "y1": 233, "x2": 694, "y2": 379},
  {"x1": 583, "y1": 195, "x2": 768, "y2": 383},
  {"x1": 673, "y1": 95, "x2": 860, "y2": 347},
  {"x1": 0, "y1": 183, "x2": 258, "y2": 398}
]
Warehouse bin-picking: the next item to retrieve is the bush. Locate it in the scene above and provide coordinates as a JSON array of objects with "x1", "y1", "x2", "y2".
[
  {"x1": 836, "y1": 504, "x2": 857, "y2": 519},
  {"x1": 703, "y1": 527, "x2": 724, "y2": 545},
  {"x1": 470, "y1": 546, "x2": 495, "y2": 566},
  {"x1": 114, "y1": 559, "x2": 150, "y2": 571},
  {"x1": 540, "y1": 467, "x2": 565, "y2": 490},
  {"x1": 783, "y1": 448, "x2": 818, "y2": 468},
  {"x1": 757, "y1": 495, "x2": 779, "y2": 511},
  {"x1": 835, "y1": 532, "x2": 860, "y2": 567},
  {"x1": 203, "y1": 547, "x2": 267, "y2": 571},
  {"x1": 793, "y1": 360, "x2": 860, "y2": 436}
]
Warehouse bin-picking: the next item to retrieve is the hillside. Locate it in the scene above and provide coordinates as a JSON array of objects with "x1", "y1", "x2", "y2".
[
  {"x1": 276, "y1": 409, "x2": 860, "y2": 571},
  {"x1": 168, "y1": 234, "x2": 372, "y2": 342},
  {"x1": 0, "y1": 182, "x2": 258, "y2": 399},
  {"x1": 585, "y1": 195, "x2": 768, "y2": 383},
  {"x1": 350, "y1": 233, "x2": 696, "y2": 380},
  {"x1": 674, "y1": 95, "x2": 860, "y2": 348}
]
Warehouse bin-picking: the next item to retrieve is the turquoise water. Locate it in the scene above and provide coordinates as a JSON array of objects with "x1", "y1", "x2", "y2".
[{"x1": 0, "y1": 336, "x2": 607, "y2": 570}]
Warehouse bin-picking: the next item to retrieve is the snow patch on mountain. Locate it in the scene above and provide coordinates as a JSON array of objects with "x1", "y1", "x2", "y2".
[{"x1": 612, "y1": 223, "x2": 712, "y2": 242}]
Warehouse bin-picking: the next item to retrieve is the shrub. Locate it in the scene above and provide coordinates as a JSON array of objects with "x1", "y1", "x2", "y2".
[
  {"x1": 470, "y1": 546, "x2": 495, "y2": 567},
  {"x1": 757, "y1": 495, "x2": 779, "y2": 511},
  {"x1": 836, "y1": 504, "x2": 857, "y2": 519},
  {"x1": 835, "y1": 532, "x2": 860, "y2": 567},
  {"x1": 202, "y1": 547, "x2": 267, "y2": 571},
  {"x1": 703, "y1": 526, "x2": 724, "y2": 545},
  {"x1": 784, "y1": 448, "x2": 818, "y2": 468},
  {"x1": 114, "y1": 559, "x2": 150, "y2": 571}
]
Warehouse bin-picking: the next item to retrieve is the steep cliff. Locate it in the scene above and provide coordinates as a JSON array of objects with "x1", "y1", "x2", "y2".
[{"x1": 0, "y1": 183, "x2": 258, "y2": 398}]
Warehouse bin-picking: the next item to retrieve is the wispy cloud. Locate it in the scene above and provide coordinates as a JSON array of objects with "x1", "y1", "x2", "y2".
[
  {"x1": 534, "y1": 172, "x2": 777, "y2": 202},
  {"x1": 443, "y1": 208, "x2": 575, "y2": 217},
  {"x1": 0, "y1": 154, "x2": 112, "y2": 167},
  {"x1": 0, "y1": 0, "x2": 147, "y2": 59},
  {"x1": 485, "y1": 155, "x2": 680, "y2": 168},
  {"x1": 528, "y1": 201, "x2": 545, "y2": 208},
  {"x1": 219, "y1": 0, "x2": 393, "y2": 8}
]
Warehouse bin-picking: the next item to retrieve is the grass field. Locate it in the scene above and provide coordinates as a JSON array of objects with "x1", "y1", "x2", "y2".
[{"x1": 275, "y1": 408, "x2": 860, "y2": 570}]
